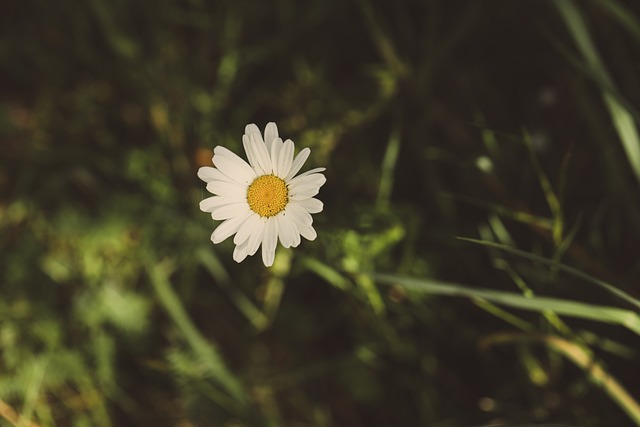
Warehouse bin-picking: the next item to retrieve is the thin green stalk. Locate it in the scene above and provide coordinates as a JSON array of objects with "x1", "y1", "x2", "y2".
[
  {"x1": 375, "y1": 273, "x2": 640, "y2": 336},
  {"x1": 524, "y1": 130, "x2": 564, "y2": 245},
  {"x1": 554, "y1": 0, "x2": 640, "y2": 187},
  {"x1": 459, "y1": 237, "x2": 640, "y2": 311},
  {"x1": 376, "y1": 121, "x2": 402, "y2": 210},
  {"x1": 262, "y1": 248, "x2": 293, "y2": 323},
  {"x1": 197, "y1": 247, "x2": 269, "y2": 331},
  {"x1": 145, "y1": 255, "x2": 246, "y2": 409}
]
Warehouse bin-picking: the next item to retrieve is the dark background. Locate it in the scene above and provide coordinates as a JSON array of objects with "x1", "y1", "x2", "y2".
[{"x1": 2, "y1": 0, "x2": 640, "y2": 426}]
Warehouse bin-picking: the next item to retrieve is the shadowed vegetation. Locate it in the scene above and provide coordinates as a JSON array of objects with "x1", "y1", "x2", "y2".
[{"x1": 2, "y1": 0, "x2": 640, "y2": 426}]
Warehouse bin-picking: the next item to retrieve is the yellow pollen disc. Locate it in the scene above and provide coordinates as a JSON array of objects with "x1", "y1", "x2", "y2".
[{"x1": 247, "y1": 174, "x2": 289, "y2": 217}]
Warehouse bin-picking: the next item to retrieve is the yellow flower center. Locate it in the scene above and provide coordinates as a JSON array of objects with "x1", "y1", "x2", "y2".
[{"x1": 247, "y1": 174, "x2": 289, "y2": 217}]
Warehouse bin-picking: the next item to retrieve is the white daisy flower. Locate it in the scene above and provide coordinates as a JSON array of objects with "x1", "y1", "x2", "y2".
[{"x1": 198, "y1": 122, "x2": 326, "y2": 267}]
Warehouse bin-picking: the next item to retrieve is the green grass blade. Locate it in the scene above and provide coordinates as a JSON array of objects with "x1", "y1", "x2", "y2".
[
  {"x1": 301, "y1": 257, "x2": 351, "y2": 291},
  {"x1": 597, "y1": 0, "x2": 640, "y2": 45},
  {"x1": 197, "y1": 247, "x2": 269, "y2": 331},
  {"x1": 375, "y1": 273, "x2": 640, "y2": 336},
  {"x1": 524, "y1": 131, "x2": 564, "y2": 245},
  {"x1": 376, "y1": 120, "x2": 402, "y2": 210},
  {"x1": 145, "y1": 256, "x2": 247, "y2": 407},
  {"x1": 554, "y1": 0, "x2": 640, "y2": 186},
  {"x1": 458, "y1": 237, "x2": 640, "y2": 311}
]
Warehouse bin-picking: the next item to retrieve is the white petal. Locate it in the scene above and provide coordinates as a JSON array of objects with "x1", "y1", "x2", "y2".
[
  {"x1": 233, "y1": 212, "x2": 261, "y2": 245},
  {"x1": 247, "y1": 218, "x2": 267, "y2": 256},
  {"x1": 199, "y1": 196, "x2": 238, "y2": 212},
  {"x1": 199, "y1": 167, "x2": 236, "y2": 186},
  {"x1": 213, "y1": 154, "x2": 255, "y2": 186},
  {"x1": 198, "y1": 166, "x2": 217, "y2": 183},
  {"x1": 288, "y1": 173, "x2": 326, "y2": 190},
  {"x1": 251, "y1": 132, "x2": 273, "y2": 175},
  {"x1": 233, "y1": 240, "x2": 249, "y2": 263},
  {"x1": 264, "y1": 122, "x2": 278, "y2": 151},
  {"x1": 298, "y1": 224, "x2": 317, "y2": 241},
  {"x1": 276, "y1": 213, "x2": 297, "y2": 248},
  {"x1": 290, "y1": 222, "x2": 301, "y2": 247},
  {"x1": 261, "y1": 218, "x2": 278, "y2": 267},
  {"x1": 295, "y1": 197, "x2": 323, "y2": 214},
  {"x1": 244, "y1": 125, "x2": 268, "y2": 175},
  {"x1": 211, "y1": 210, "x2": 253, "y2": 244},
  {"x1": 206, "y1": 180, "x2": 247, "y2": 199},
  {"x1": 262, "y1": 250, "x2": 275, "y2": 268},
  {"x1": 245, "y1": 124, "x2": 262, "y2": 141},
  {"x1": 270, "y1": 137, "x2": 283, "y2": 177},
  {"x1": 213, "y1": 145, "x2": 246, "y2": 163},
  {"x1": 289, "y1": 184, "x2": 321, "y2": 201},
  {"x1": 245, "y1": 134, "x2": 267, "y2": 175},
  {"x1": 285, "y1": 148, "x2": 310, "y2": 181},
  {"x1": 294, "y1": 167, "x2": 327, "y2": 179},
  {"x1": 211, "y1": 202, "x2": 250, "y2": 221},
  {"x1": 242, "y1": 135, "x2": 260, "y2": 174},
  {"x1": 276, "y1": 139, "x2": 294, "y2": 179},
  {"x1": 213, "y1": 146, "x2": 256, "y2": 184},
  {"x1": 284, "y1": 203, "x2": 313, "y2": 226}
]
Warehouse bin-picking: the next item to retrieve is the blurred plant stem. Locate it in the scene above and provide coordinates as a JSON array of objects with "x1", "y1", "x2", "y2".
[
  {"x1": 555, "y1": 0, "x2": 640, "y2": 188},
  {"x1": 144, "y1": 254, "x2": 247, "y2": 411},
  {"x1": 459, "y1": 238, "x2": 640, "y2": 311},
  {"x1": 376, "y1": 119, "x2": 402, "y2": 210},
  {"x1": 0, "y1": 399, "x2": 41, "y2": 427},
  {"x1": 481, "y1": 333, "x2": 640, "y2": 426},
  {"x1": 262, "y1": 248, "x2": 293, "y2": 324},
  {"x1": 197, "y1": 248, "x2": 270, "y2": 331}
]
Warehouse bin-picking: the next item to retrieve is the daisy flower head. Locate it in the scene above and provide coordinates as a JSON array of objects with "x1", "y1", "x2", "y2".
[{"x1": 198, "y1": 122, "x2": 326, "y2": 267}]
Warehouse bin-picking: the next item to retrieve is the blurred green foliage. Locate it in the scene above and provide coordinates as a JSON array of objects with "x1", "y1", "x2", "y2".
[{"x1": 2, "y1": 0, "x2": 640, "y2": 426}]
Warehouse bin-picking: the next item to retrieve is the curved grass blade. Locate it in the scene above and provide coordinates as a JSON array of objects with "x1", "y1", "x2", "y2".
[
  {"x1": 554, "y1": 0, "x2": 640, "y2": 187},
  {"x1": 458, "y1": 237, "x2": 640, "y2": 311},
  {"x1": 145, "y1": 255, "x2": 247, "y2": 409},
  {"x1": 375, "y1": 273, "x2": 640, "y2": 336}
]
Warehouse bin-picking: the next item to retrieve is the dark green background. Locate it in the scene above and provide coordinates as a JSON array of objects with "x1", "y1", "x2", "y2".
[{"x1": 2, "y1": 0, "x2": 640, "y2": 426}]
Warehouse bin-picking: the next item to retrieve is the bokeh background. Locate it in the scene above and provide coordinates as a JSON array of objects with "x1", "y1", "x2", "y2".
[{"x1": 2, "y1": 0, "x2": 640, "y2": 426}]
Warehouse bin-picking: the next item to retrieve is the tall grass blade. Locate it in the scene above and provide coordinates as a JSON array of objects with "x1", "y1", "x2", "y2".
[
  {"x1": 554, "y1": 0, "x2": 640, "y2": 186},
  {"x1": 145, "y1": 256, "x2": 246, "y2": 407},
  {"x1": 197, "y1": 248, "x2": 269, "y2": 331},
  {"x1": 598, "y1": 0, "x2": 640, "y2": 44},
  {"x1": 375, "y1": 273, "x2": 640, "y2": 336},
  {"x1": 458, "y1": 237, "x2": 640, "y2": 311},
  {"x1": 376, "y1": 121, "x2": 402, "y2": 209}
]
